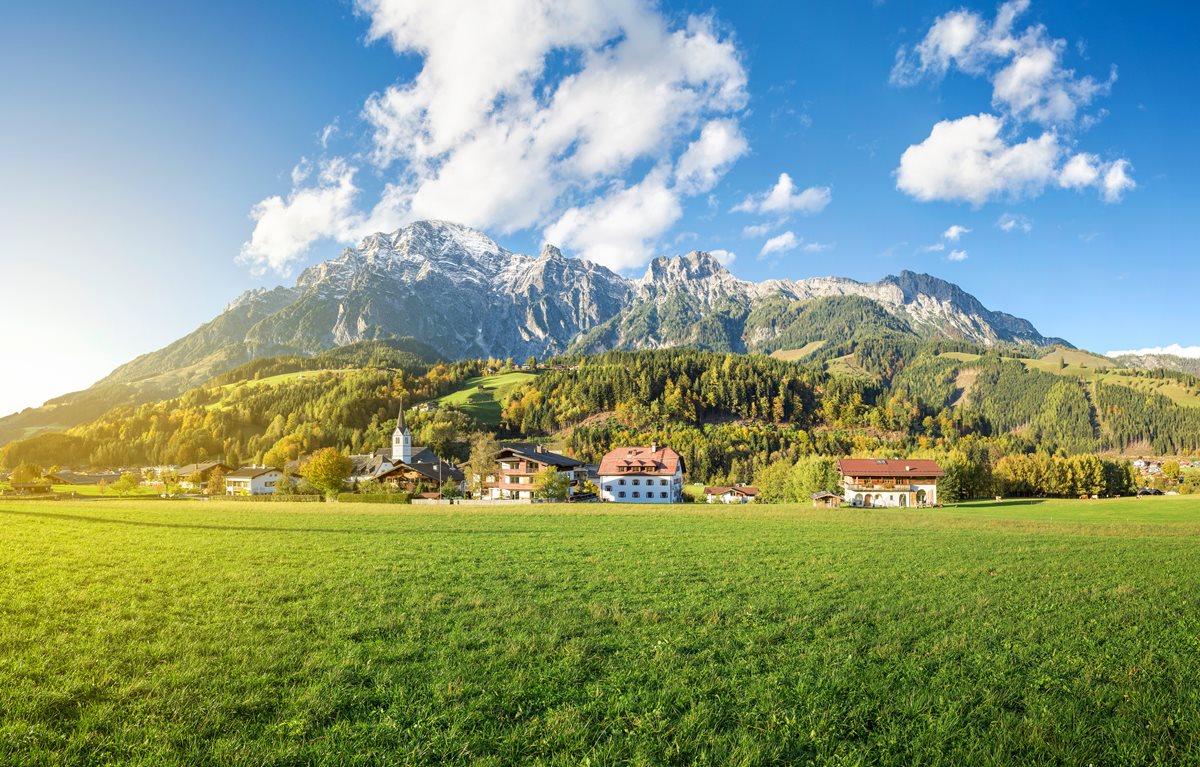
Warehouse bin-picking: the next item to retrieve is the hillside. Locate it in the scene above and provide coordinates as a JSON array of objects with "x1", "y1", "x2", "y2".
[
  {"x1": 0, "y1": 220, "x2": 1071, "y2": 448},
  {"x1": 6, "y1": 343, "x2": 1199, "y2": 488},
  {"x1": 430, "y1": 372, "x2": 540, "y2": 425}
]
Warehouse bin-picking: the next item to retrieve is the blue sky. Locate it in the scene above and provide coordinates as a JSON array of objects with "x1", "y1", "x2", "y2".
[{"x1": 1, "y1": 0, "x2": 1196, "y2": 416}]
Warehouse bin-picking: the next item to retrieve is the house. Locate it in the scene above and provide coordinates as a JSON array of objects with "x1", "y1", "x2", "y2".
[
  {"x1": 225, "y1": 466, "x2": 284, "y2": 495},
  {"x1": 810, "y1": 491, "x2": 843, "y2": 508},
  {"x1": 704, "y1": 485, "x2": 760, "y2": 504},
  {"x1": 176, "y1": 462, "x2": 233, "y2": 491},
  {"x1": 837, "y1": 458, "x2": 943, "y2": 508},
  {"x1": 375, "y1": 405, "x2": 464, "y2": 492},
  {"x1": 9, "y1": 482, "x2": 52, "y2": 495},
  {"x1": 482, "y1": 444, "x2": 585, "y2": 500},
  {"x1": 348, "y1": 450, "x2": 396, "y2": 484},
  {"x1": 45, "y1": 471, "x2": 121, "y2": 486},
  {"x1": 598, "y1": 444, "x2": 685, "y2": 503}
]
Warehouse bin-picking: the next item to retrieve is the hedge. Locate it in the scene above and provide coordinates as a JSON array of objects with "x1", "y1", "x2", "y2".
[
  {"x1": 336, "y1": 493, "x2": 411, "y2": 504},
  {"x1": 224, "y1": 494, "x2": 324, "y2": 503}
]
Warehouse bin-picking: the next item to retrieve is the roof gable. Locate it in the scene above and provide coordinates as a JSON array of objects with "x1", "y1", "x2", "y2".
[{"x1": 599, "y1": 446, "x2": 684, "y2": 477}]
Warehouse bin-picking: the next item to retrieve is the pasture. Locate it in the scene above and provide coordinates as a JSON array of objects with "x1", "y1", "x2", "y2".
[
  {"x1": 431, "y1": 371, "x2": 539, "y2": 425},
  {"x1": 2, "y1": 497, "x2": 1199, "y2": 764}
]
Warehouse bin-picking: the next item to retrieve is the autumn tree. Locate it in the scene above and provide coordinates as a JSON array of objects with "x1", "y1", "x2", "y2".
[
  {"x1": 205, "y1": 466, "x2": 226, "y2": 497},
  {"x1": 10, "y1": 462, "x2": 44, "y2": 485},
  {"x1": 464, "y1": 432, "x2": 500, "y2": 499},
  {"x1": 111, "y1": 473, "x2": 141, "y2": 497},
  {"x1": 532, "y1": 466, "x2": 570, "y2": 501},
  {"x1": 300, "y1": 448, "x2": 354, "y2": 498}
]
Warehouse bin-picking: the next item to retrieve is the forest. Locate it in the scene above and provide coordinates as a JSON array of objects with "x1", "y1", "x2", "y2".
[{"x1": 3, "y1": 339, "x2": 1199, "y2": 500}]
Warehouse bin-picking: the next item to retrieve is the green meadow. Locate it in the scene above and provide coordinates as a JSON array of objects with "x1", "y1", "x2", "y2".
[
  {"x1": 2, "y1": 498, "x2": 1199, "y2": 765},
  {"x1": 431, "y1": 371, "x2": 539, "y2": 425}
]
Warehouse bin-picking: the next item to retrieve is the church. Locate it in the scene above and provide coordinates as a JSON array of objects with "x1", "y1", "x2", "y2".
[{"x1": 349, "y1": 404, "x2": 463, "y2": 491}]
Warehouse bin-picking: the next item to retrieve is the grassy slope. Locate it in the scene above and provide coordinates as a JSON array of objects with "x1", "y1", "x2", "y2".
[
  {"x1": 937, "y1": 352, "x2": 1200, "y2": 408},
  {"x1": 2, "y1": 498, "x2": 1199, "y2": 765},
  {"x1": 207, "y1": 369, "x2": 353, "y2": 410},
  {"x1": 431, "y1": 372, "x2": 539, "y2": 425},
  {"x1": 768, "y1": 341, "x2": 825, "y2": 362}
]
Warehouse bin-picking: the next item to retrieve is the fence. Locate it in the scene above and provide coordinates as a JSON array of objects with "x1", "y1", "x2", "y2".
[{"x1": 224, "y1": 494, "x2": 324, "y2": 503}]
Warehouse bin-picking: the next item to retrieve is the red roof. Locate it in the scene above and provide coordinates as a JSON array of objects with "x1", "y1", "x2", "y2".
[
  {"x1": 837, "y1": 458, "x2": 944, "y2": 478},
  {"x1": 599, "y1": 446, "x2": 684, "y2": 477}
]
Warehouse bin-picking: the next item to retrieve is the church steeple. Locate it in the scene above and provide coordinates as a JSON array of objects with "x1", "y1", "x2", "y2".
[{"x1": 392, "y1": 398, "x2": 412, "y2": 464}]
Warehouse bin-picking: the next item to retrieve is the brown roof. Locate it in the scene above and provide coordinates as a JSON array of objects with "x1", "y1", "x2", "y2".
[
  {"x1": 837, "y1": 458, "x2": 944, "y2": 478},
  {"x1": 599, "y1": 446, "x2": 684, "y2": 477},
  {"x1": 705, "y1": 486, "x2": 759, "y2": 496}
]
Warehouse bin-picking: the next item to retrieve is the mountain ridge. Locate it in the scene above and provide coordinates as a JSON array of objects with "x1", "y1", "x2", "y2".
[{"x1": 0, "y1": 220, "x2": 1069, "y2": 445}]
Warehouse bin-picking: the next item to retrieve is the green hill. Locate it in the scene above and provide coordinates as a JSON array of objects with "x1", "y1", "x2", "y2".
[{"x1": 431, "y1": 372, "x2": 540, "y2": 425}]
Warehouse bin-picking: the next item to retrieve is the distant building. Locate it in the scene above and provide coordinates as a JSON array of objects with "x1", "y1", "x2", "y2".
[
  {"x1": 8, "y1": 482, "x2": 52, "y2": 495},
  {"x1": 837, "y1": 458, "x2": 943, "y2": 508},
  {"x1": 225, "y1": 467, "x2": 284, "y2": 496},
  {"x1": 704, "y1": 486, "x2": 760, "y2": 504},
  {"x1": 374, "y1": 404, "x2": 464, "y2": 492},
  {"x1": 809, "y1": 491, "x2": 843, "y2": 508},
  {"x1": 483, "y1": 444, "x2": 585, "y2": 500},
  {"x1": 177, "y1": 462, "x2": 233, "y2": 491},
  {"x1": 45, "y1": 471, "x2": 121, "y2": 486},
  {"x1": 598, "y1": 444, "x2": 684, "y2": 503}
]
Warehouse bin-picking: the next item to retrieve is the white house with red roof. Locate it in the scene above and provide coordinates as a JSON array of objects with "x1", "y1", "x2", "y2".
[
  {"x1": 837, "y1": 458, "x2": 943, "y2": 508},
  {"x1": 598, "y1": 444, "x2": 684, "y2": 503}
]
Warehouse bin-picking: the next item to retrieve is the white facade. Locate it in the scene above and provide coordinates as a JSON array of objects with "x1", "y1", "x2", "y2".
[
  {"x1": 599, "y1": 470, "x2": 682, "y2": 503},
  {"x1": 844, "y1": 481, "x2": 938, "y2": 508},
  {"x1": 225, "y1": 469, "x2": 283, "y2": 496},
  {"x1": 705, "y1": 488, "x2": 758, "y2": 504}
]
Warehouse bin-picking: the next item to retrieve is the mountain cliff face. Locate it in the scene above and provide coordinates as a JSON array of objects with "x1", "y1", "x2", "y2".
[
  {"x1": 0, "y1": 219, "x2": 1071, "y2": 445},
  {"x1": 99, "y1": 220, "x2": 1063, "y2": 390}
]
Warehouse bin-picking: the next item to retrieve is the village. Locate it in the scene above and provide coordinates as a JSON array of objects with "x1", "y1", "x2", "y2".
[
  {"x1": 0, "y1": 403, "x2": 965, "y2": 508},
  {"x1": 7, "y1": 399, "x2": 1196, "y2": 507}
]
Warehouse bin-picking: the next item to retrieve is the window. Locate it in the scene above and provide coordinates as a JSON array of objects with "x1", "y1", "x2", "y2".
[
  {"x1": 660, "y1": 492, "x2": 667, "y2": 498},
  {"x1": 660, "y1": 479, "x2": 667, "y2": 486},
  {"x1": 633, "y1": 491, "x2": 640, "y2": 498},
  {"x1": 618, "y1": 491, "x2": 626, "y2": 498},
  {"x1": 633, "y1": 479, "x2": 640, "y2": 486},
  {"x1": 619, "y1": 478, "x2": 626, "y2": 486}
]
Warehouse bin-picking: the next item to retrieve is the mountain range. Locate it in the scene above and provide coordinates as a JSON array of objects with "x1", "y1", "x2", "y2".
[{"x1": 1, "y1": 220, "x2": 1070, "y2": 445}]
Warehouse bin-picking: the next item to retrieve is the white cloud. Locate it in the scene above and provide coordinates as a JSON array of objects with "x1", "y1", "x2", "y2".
[
  {"x1": 947, "y1": 249, "x2": 969, "y2": 261},
  {"x1": 1101, "y1": 159, "x2": 1136, "y2": 203},
  {"x1": 237, "y1": 159, "x2": 363, "y2": 276},
  {"x1": 801, "y1": 241, "x2": 834, "y2": 253},
  {"x1": 896, "y1": 114, "x2": 1061, "y2": 204},
  {"x1": 707, "y1": 248, "x2": 737, "y2": 265},
  {"x1": 758, "y1": 231, "x2": 798, "y2": 259},
  {"x1": 741, "y1": 222, "x2": 773, "y2": 238},
  {"x1": 543, "y1": 168, "x2": 682, "y2": 272},
  {"x1": 892, "y1": 1, "x2": 1131, "y2": 207},
  {"x1": 996, "y1": 212, "x2": 1032, "y2": 232},
  {"x1": 240, "y1": 0, "x2": 749, "y2": 274},
  {"x1": 733, "y1": 173, "x2": 831, "y2": 215},
  {"x1": 675, "y1": 119, "x2": 748, "y2": 194},
  {"x1": 918, "y1": 243, "x2": 946, "y2": 253},
  {"x1": 943, "y1": 224, "x2": 971, "y2": 241},
  {"x1": 892, "y1": 0, "x2": 1114, "y2": 126},
  {"x1": 1106, "y1": 345, "x2": 1200, "y2": 359},
  {"x1": 1058, "y1": 152, "x2": 1135, "y2": 201}
]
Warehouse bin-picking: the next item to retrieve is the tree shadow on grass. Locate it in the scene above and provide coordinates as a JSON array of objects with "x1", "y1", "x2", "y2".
[
  {"x1": 0, "y1": 508, "x2": 543, "y2": 536},
  {"x1": 959, "y1": 499, "x2": 1048, "y2": 508}
]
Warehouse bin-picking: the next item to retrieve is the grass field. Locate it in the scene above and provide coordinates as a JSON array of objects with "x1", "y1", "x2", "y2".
[
  {"x1": 48, "y1": 484, "x2": 158, "y2": 497},
  {"x1": 431, "y1": 372, "x2": 539, "y2": 425},
  {"x1": 3, "y1": 497, "x2": 1200, "y2": 764}
]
